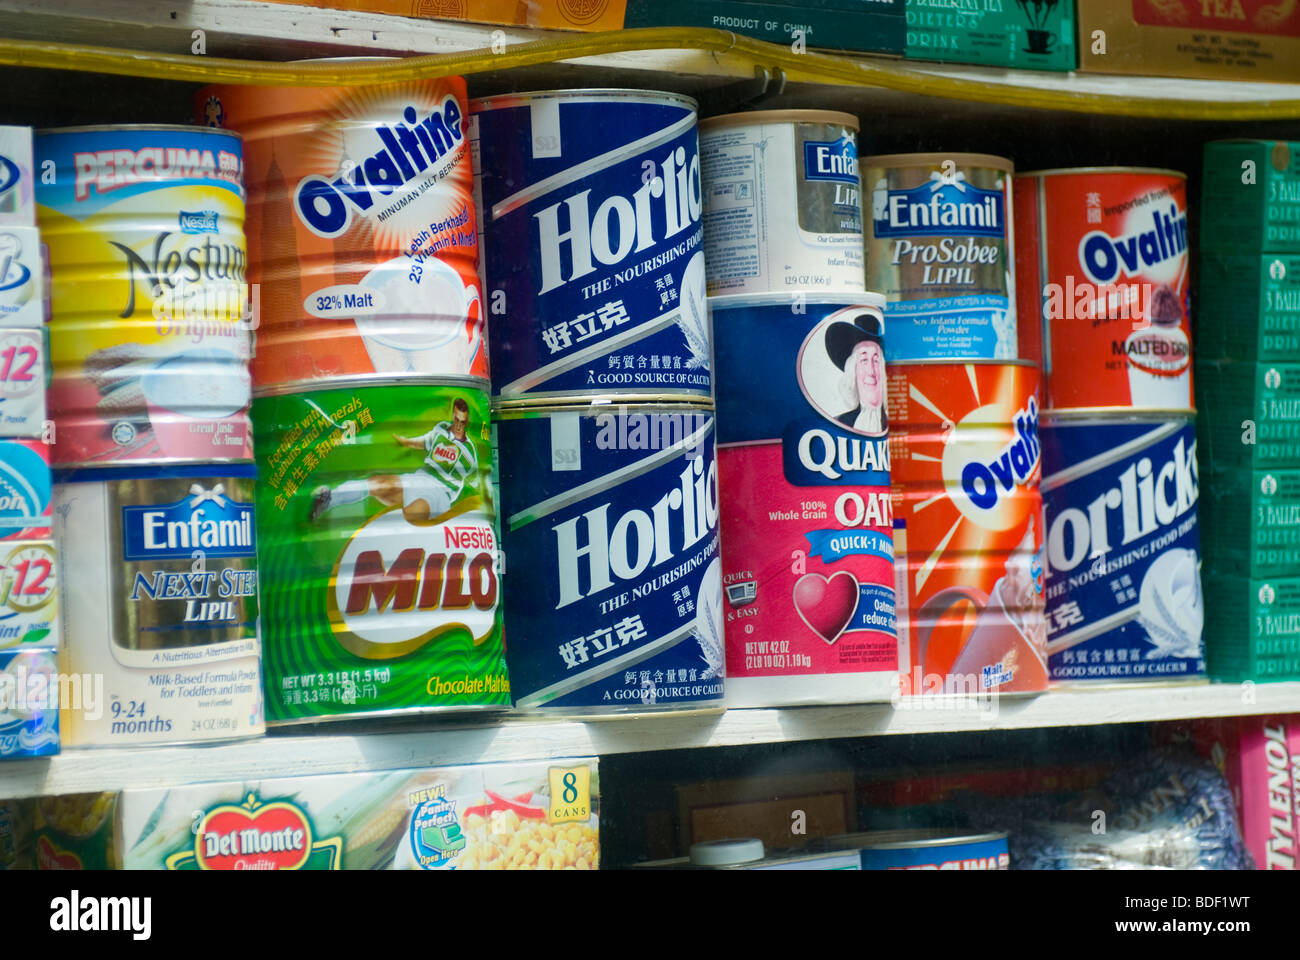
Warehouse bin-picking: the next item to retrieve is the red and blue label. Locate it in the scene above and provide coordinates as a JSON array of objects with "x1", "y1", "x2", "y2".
[
  {"x1": 1041, "y1": 418, "x2": 1205, "y2": 682},
  {"x1": 474, "y1": 94, "x2": 709, "y2": 400},
  {"x1": 712, "y1": 295, "x2": 897, "y2": 680},
  {"x1": 858, "y1": 835, "x2": 1009, "y2": 870},
  {"x1": 495, "y1": 409, "x2": 724, "y2": 710}
]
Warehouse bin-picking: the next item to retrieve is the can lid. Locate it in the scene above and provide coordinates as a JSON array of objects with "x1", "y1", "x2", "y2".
[
  {"x1": 864, "y1": 152, "x2": 1012, "y2": 173},
  {"x1": 253, "y1": 375, "x2": 489, "y2": 400},
  {"x1": 470, "y1": 89, "x2": 699, "y2": 114},
  {"x1": 699, "y1": 109, "x2": 859, "y2": 131},
  {"x1": 828, "y1": 829, "x2": 1008, "y2": 851},
  {"x1": 492, "y1": 399, "x2": 716, "y2": 417},
  {"x1": 1015, "y1": 166, "x2": 1188, "y2": 180},
  {"x1": 36, "y1": 124, "x2": 243, "y2": 139},
  {"x1": 1041, "y1": 407, "x2": 1197, "y2": 419},
  {"x1": 689, "y1": 839, "x2": 765, "y2": 866},
  {"x1": 708, "y1": 291, "x2": 885, "y2": 311}
]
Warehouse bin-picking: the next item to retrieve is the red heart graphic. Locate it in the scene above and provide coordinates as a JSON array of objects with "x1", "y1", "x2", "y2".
[
  {"x1": 35, "y1": 835, "x2": 82, "y2": 870},
  {"x1": 195, "y1": 802, "x2": 313, "y2": 870},
  {"x1": 792, "y1": 571, "x2": 859, "y2": 644}
]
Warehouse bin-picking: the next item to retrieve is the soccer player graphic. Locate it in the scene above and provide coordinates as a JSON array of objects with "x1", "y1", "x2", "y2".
[{"x1": 308, "y1": 397, "x2": 478, "y2": 525}]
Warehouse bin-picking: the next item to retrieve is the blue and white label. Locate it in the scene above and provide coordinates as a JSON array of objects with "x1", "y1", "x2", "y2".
[
  {"x1": 0, "y1": 441, "x2": 49, "y2": 540},
  {"x1": 475, "y1": 95, "x2": 710, "y2": 399},
  {"x1": 871, "y1": 178, "x2": 1004, "y2": 239},
  {"x1": 1041, "y1": 418, "x2": 1205, "y2": 682},
  {"x1": 0, "y1": 647, "x2": 59, "y2": 759},
  {"x1": 496, "y1": 410, "x2": 724, "y2": 709},
  {"x1": 803, "y1": 136, "x2": 859, "y2": 185},
  {"x1": 122, "y1": 484, "x2": 256, "y2": 561},
  {"x1": 883, "y1": 295, "x2": 1014, "y2": 361},
  {"x1": 856, "y1": 835, "x2": 1009, "y2": 870}
]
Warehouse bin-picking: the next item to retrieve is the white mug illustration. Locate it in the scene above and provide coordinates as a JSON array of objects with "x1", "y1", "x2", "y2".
[{"x1": 357, "y1": 255, "x2": 483, "y2": 375}]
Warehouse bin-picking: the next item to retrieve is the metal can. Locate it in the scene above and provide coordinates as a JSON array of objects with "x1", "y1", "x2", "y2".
[
  {"x1": 0, "y1": 646, "x2": 58, "y2": 759},
  {"x1": 0, "y1": 438, "x2": 49, "y2": 543},
  {"x1": 712, "y1": 292, "x2": 897, "y2": 706},
  {"x1": 635, "y1": 839, "x2": 861, "y2": 870},
  {"x1": 699, "y1": 110, "x2": 864, "y2": 296},
  {"x1": 252, "y1": 379, "x2": 509, "y2": 725},
  {"x1": 494, "y1": 403, "x2": 724, "y2": 712},
  {"x1": 35, "y1": 125, "x2": 252, "y2": 467},
  {"x1": 471, "y1": 90, "x2": 709, "y2": 403},
  {"x1": 1015, "y1": 167, "x2": 1192, "y2": 412},
  {"x1": 830, "y1": 829, "x2": 1011, "y2": 870},
  {"x1": 0, "y1": 540, "x2": 58, "y2": 651},
  {"x1": 888, "y1": 361, "x2": 1049, "y2": 695},
  {"x1": 200, "y1": 80, "x2": 485, "y2": 390},
  {"x1": 1041, "y1": 413, "x2": 1205, "y2": 684},
  {"x1": 865, "y1": 153, "x2": 1016, "y2": 363},
  {"x1": 53, "y1": 465, "x2": 264, "y2": 747}
]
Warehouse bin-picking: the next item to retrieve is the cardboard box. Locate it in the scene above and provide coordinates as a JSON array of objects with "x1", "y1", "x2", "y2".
[
  {"x1": 0, "y1": 128, "x2": 33, "y2": 227},
  {"x1": 1205, "y1": 575, "x2": 1300, "y2": 682},
  {"x1": 1201, "y1": 142, "x2": 1300, "y2": 254},
  {"x1": 676, "y1": 769, "x2": 856, "y2": 852},
  {"x1": 1198, "y1": 253, "x2": 1300, "y2": 361},
  {"x1": 904, "y1": 0, "x2": 1075, "y2": 71},
  {"x1": 264, "y1": 0, "x2": 906, "y2": 54},
  {"x1": 47, "y1": 757, "x2": 601, "y2": 869},
  {"x1": 0, "y1": 647, "x2": 59, "y2": 760},
  {"x1": 1196, "y1": 359, "x2": 1300, "y2": 471},
  {"x1": 0, "y1": 328, "x2": 46, "y2": 438},
  {"x1": 0, "y1": 226, "x2": 45, "y2": 329},
  {"x1": 1200, "y1": 468, "x2": 1300, "y2": 577},
  {"x1": 1076, "y1": 0, "x2": 1300, "y2": 84}
]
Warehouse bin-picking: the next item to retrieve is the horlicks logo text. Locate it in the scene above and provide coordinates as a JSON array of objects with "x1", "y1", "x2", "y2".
[
  {"x1": 553, "y1": 454, "x2": 718, "y2": 609},
  {"x1": 961, "y1": 399, "x2": 1040, "y2": 510},
  {"x1": 798, "y1": 430, "x2": 890, "y2": 481},
  {"x1": 872, "y1": 181, "x2": 1004, "y2": 238},
  {"x1": 1078, "y1": 204, "x2": 1189, "y2": 284},
  {"x1": 121, "y1": 486, "x2": 256, "y2": 560},
  {"x1": 534, "y1": 143, "x2": 702, "y2": 295},
  {"x1": 803, "y1": 137, "x2": 858, "y2": 185},
  {"x1": 1046, "y1": 435, "x2": 1199, "y2": 574},
  {"x1": 294, "y1": 98, "x2": 464, "y2": 238}
]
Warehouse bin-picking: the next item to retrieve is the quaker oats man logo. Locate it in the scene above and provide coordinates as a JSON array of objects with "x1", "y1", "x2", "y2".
[
  {"x1": 797, "y1": 307, "x2": 888, "y2": 438},
  {"x1": 1259, "y1": 584, "x2": 1276, "y2": 605},
  {"x1": 1262, "y1": 474, "x2": 1278, "y2": 496},
  {"x1": 1270, "y1": 260, "x2": 1286, "y2": 281},
  {"x1": 1266, "y1": 368, "x2": 1282, "y2": 390}
]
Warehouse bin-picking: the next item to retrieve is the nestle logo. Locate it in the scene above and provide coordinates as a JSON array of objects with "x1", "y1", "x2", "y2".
[
  {"x1": 444, "y1": 525, "x2": 494, "y2": 551},
  {"x1": 179, "y1": 209, "x2": 218, "y2": 234}
]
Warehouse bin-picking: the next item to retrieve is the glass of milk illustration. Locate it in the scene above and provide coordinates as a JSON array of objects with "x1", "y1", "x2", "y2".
[
  {"x1": 356, "y1": 256, "x2": 482, "y2": 376},
  {"x1": 1125, "y1": 285, "x2": 1191, "y2": 408}
]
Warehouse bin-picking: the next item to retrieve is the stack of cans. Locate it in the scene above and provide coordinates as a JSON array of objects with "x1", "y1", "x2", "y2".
[
  {"x1": 36, "y1": 125, "x2": 264, "y2": 748},
  {"x1": 1198, "y1": 140, "x2": 1300, "y2": 682},
  {"x1": 1015, "y1": 167, "x2": 1204, "y2": 686},
  {"x1": 0, "y1": 127, "x2": 59, "y2": 759},
  {"x1": 202, "y1": 77, "x2": 511, "y2": 725},
  {"x1": 475, "y1": 90, "x2": 723, "y2": 714},
  {"x1": 702, "y1": 110, "x2": 899, "y2": 707},
  {"x1": 869, "y1": 152, "x2": 1049, "y2": 696}
]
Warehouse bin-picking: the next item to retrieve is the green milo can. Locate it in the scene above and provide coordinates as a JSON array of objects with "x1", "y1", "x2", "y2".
[{"x1": 252, "y1": 379, "x2": 510, "y2": 725}]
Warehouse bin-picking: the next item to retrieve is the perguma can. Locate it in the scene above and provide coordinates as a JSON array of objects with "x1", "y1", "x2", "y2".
[
  {"x1": 472, "y1": 91, "x2": 710, "y2": 402},
  {"x1": 1015, "y1": 168, "x2": 1192, "y2": 411},
  {"x1": 1040, "y1": 414, "x2": 1205, "y2": 684},
  {"x1": 200, "y1": 81, "x2": 483, "y2": 390},
  {"x1": 699, "y1": 111, "x2": 864, "y2": 295},
  {"x1": 712, "y1": 293, "x2": 897, "y2": 706},
  {"x1": 494, "y1": 404, "x2": 724, "y2": 712},
  {"x1": 252, "y1": 380, "x2": 509, "y2": 724},
  {"x1": 829, "y1": 830, "x2": 1010, "y2": 870},
  {"x1": 865, "y1": 153, "x2": 1016, "y2": 362},
  {"x1": 35, "y1": 126, "x2": 252, "y2": 466},
  {"x1": 888, "y1": 361, "x2": 1049, "y2": 695},
  {"x1": 53, "y1": 465, "x2": 264, "y2": 747}
]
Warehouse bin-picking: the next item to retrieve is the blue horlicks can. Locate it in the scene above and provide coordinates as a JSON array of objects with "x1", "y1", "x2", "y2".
[
  {"x1": 471, "y1": 91, "x2": 710, "y2": 403},
  {"x1": 1040, "y1": 414, "x2": 1206, "y2": 684},
  {"x1": 493, "y1": 403, "x2": 724, "y2": 712}
]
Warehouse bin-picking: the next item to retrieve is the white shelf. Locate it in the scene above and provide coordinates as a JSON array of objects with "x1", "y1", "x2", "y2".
[
  {"x1": 2, "y1": 682, "x2": 1298, "y2": 798},
  {"x1": 0, "y1": 0, "x2": 1297, "y2": 118}
]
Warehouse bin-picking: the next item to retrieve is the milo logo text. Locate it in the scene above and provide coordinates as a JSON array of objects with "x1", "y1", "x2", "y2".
[
  {"x1": 1078, "y1": 205, "x2": 1188, "y2": 284},
  {"x1": 294, "y1": 98, "x2": 465, "y2": 239},
  {"x1": 534, "y1": 142, "x2": 702, "y2": 295},
  {"x1": 961, "y1": 399, "x2": 1040, "y2": 510},
  {"x1": 331, "y1": 512, "x2": 500, "y2": 658},
  {"x1": 553, "y1": 453, "x2": 717, "y2": 609},
  {"x1": 1046, "y1": 434, "x2": 1198, "y2": 574}
]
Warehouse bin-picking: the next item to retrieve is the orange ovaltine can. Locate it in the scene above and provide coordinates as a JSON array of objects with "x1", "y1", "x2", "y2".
[
  {"x1": 887, "y1": 360, "x2": 1049, "y2": 695},
  {"x1": 197, "y1": 79, "x2": 485, "y2": 391},
  {"x1": 1014, "y1": 168, "x2": 1192, "y2": 412}
]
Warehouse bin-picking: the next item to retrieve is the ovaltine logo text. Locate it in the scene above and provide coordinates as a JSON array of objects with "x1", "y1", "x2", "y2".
[
  {"x1": 554, "y1": 455, "x2": 718, "y2": 609},
  {"x1": 293, "y1": 97, "x2": 465, "y2": 239},
  {"x1": 962, "y1": 398, "x2": 1041, "y2": 511},
  {"x1": 534, "y1": 143, "x2": 702, "y2": 295},
  {"x1": 1078, "y1": 205, "x2": 1188, "y2": 284}
]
